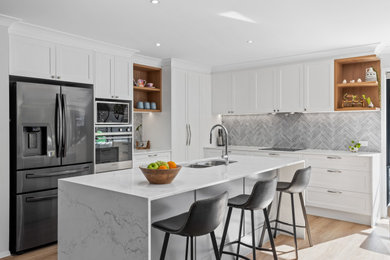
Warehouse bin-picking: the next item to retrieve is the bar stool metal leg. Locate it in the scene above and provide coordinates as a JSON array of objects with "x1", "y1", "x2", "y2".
[
  {"x1": 273, "y1": 192, "x2": 282, "y2": 238},
  {"x1": 185, "y1": 236, "x2": 189, "y2": 260},
  {"x1": 210, "y1": 231, "x2": 220, "y2": 260},
  {"x1": 263, "y1": 208, "x2": 278, "y2": 260},
  {"x1": 299, "y1": 192, "x2": 313, "y2": 247},
  {"x1": 290, "y1": 194, "x2": 298, "y2": 259},
  {"x1": 160, "y1": 233, "x2": 170, "y2": 260},
  {"x1": 250, "y1": 210, "x2": 257, "y2": 260},
  {"x1": 258, "y1": 203, "x2": 272, "y2": 247},
  {"x1": 219, "y1": 207, "x2": 233, "y2": 256},
  {"x1": 190, "y1": 236, "x2": 194, "y2": 260},
  {"x1": 236, "y1": 209, "x2": 244, "y2": 259}
]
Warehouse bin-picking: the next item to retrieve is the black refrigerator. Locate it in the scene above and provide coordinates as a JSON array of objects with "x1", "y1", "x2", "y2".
[{"x1": 9, "y1": 78, "x2": 94, "y2": 253}]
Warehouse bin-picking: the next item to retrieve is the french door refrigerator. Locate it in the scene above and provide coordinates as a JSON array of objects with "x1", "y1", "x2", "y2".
[{"x1": 9, "y1": 78, "x2": 94, "y2": 253}]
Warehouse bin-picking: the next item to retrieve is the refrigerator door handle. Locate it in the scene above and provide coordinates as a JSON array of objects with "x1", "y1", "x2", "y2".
[
  {"x1": 55, "y1": 94, "x2": 62, "y2": 157},
  {"x1": 61, "y1": 94, "x2": 67, "y2": 157}
]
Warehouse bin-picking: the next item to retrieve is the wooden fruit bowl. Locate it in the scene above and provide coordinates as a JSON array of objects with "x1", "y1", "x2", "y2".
[{"x1": 139, "y1": 166, "x2": 182, "y2": 184}]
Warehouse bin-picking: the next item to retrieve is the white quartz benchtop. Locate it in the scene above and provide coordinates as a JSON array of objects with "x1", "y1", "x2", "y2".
[
  {"x1": 59, "y1": 155, "x2": 304, "y2": 201},
  {"x1": 204, "y1": 146, "x2": 380, "y2": 157}
]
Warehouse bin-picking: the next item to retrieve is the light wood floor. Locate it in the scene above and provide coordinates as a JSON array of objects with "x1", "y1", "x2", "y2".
[{"x1": 3, "y1": 215, "x2": 390, "y2": 260}]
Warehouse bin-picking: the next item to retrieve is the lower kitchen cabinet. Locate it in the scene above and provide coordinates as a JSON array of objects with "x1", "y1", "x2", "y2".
[
  {"x1": 203, "y1": 146, "x2": 381, "y2": 226},
  {"x1": 133, "y1": 151, "x2": 171, "y2": 168}
]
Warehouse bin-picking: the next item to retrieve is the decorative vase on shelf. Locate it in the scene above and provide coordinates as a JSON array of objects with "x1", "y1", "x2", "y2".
[
  {"x1": 368, "y1": 102, "x2": 374, "y2": 108},
  {"x1": 365, "y1": 67, "x2": 377, "y2": 82}
]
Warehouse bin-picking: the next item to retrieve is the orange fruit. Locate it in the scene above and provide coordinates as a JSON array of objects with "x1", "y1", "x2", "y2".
[
  {"x1": 158, "y1": 165, "x2": 168, "y2": 170},
  {"x1": 168, "y1": 161, "x2": 177, "y2": 169}
]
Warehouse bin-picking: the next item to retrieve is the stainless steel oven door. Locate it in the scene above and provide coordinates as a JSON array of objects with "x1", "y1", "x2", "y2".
[
  {"x1": 96, "y1": 101, "x2": 131, "y2": 125},
  {"x1": 95, "y1": 134, "x2": 133, "y2": 172}
]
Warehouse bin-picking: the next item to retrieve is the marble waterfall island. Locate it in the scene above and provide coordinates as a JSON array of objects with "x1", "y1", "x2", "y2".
[{"x1": 58, "y1": 155, "x2": 305, "y2": 260}]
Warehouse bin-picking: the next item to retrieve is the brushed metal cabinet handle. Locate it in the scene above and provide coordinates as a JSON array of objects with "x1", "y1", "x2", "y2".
[
  {"x1": 268, "y1": 153, "x2": 280, "y2": 156},
  {"x1": 327, "y1": 190, "x2": 342, "y2": 194},
  {"x1": 327, "y1": 169, "x2": 342, "y2": 173},
  {"x1": 326, "y1": 156, "x2": 342, "y2": 160}
]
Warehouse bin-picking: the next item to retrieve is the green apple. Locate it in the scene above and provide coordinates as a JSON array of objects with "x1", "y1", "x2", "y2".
[
  {"x1": 156, "y1": 161, "x2": 169, "y2": 169},
  {"x1": 147, "y1": 162, "x2": 158, "y2": 169}
]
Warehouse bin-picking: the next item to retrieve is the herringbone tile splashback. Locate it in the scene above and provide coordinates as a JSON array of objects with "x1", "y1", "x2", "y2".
[{"x1": 222, "y1": 112, "x2": 381, "y2": 152}]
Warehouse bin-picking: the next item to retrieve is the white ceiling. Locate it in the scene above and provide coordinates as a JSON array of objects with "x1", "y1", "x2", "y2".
[{"x1": 1, "y1": 0, "x2": 390, "y2": 67}]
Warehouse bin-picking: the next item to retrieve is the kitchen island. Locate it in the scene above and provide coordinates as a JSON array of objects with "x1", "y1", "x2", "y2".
[{"x1": 58, "y1": 155, "x2": 305, "y2": 260}]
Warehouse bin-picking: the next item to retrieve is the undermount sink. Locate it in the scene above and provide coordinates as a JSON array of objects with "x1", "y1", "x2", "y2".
[{"x1": 185, "y1": 159, "x2": 237, "y2": 168}]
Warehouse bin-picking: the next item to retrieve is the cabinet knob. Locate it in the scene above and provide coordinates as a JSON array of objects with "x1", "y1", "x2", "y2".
[
  {"x1": 277, "y1": 109, "x2": 279, "y2": 112},
  {"x1": 57, "y1": 76, "x2": 61, "y2": 79},
  {"x1": 304, "y1": 108, "x2": 307, "y2": 111},
  {"x1": 51, "y1": 75, "x2": 55, "y2": 79},
  {"x1": 273, "y1": 109, "x2": 276, "y2": 112}
]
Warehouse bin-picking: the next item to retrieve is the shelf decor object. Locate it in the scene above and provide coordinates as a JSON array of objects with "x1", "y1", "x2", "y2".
[
  {"x1": 334, "y1": 55, "x2": 381, "y2": 111},
  {"x1": 133, "y1": 64, "x2": 162, "y2": 112}
]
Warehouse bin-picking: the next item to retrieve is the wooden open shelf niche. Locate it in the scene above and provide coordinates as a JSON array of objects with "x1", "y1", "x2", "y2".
[
  {"x1": 133, "y1": 64, "x2": 162, "y2": 112},
  {"x1": 334, "y1": 55, "x2": 381, "y2": 111}
]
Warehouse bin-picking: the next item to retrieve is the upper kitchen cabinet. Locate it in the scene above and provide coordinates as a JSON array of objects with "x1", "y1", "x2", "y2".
[
  {"x1": 10, "y1": 35, "x2": 93, "y2": 84},
  {"x1": 95, "y1": 52, "x2": 133, "y2": 100},
  {"x1": 55, "y1": 44, "x2": 93, "y2": 84},
  {"x1": 304, "y1": 60, "x2": 333, "y2": 112},
  {"x1": 232, "y1": 70, "x2": 257, "y2": 114},
  {"x1": 277, "y1": 63, "x2": 304, "y2": 113},
  {"x1": 211, "y1": 72, "x2": 233, "y2": 114},
  {"x1": 256, "y1": 67, "x2": 277, "y2": 113},
  {"x1": 10, "y1": 35, "x2": 55, "y2": 80}
]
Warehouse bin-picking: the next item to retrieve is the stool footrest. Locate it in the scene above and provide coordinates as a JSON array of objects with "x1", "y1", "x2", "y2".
[
  {"x1": 221, "y1": 250, "x2": 251, "y2": 260},
  {"x1": 270, "y1": 219, "x2": 307, "y2": 229},
  {"x1": 270, "y1": 227, "x2": 295, "y2": 236}
]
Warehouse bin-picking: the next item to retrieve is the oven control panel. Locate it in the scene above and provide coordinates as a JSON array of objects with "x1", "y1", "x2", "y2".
[{"x1": 95, "y1": 125, "x2": 132, "y2": 135}]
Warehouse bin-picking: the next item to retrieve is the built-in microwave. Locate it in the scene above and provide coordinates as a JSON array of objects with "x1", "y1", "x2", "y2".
[{"x1": 96, "y1": 99, "x2": 132, "y2": 125}]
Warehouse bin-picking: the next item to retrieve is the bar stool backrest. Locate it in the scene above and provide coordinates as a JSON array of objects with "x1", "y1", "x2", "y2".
[
  {"x1": 244, "y1": 177, "x2": 277, "y2": 210},
  {"x1": 180, "y1": 192, "x2": 228, "y2": 237},
  {"x1": 287, "y1": 166, "x2": 311, "y2": 193}
]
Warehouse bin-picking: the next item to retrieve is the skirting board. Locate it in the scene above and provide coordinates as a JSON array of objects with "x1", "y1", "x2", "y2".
[
  {"x1": 0, "y1": 251, "x2": 10, "y2": 259},
  {"x1": 307, "y1": 206, "x2": 373, "y2": 227}
]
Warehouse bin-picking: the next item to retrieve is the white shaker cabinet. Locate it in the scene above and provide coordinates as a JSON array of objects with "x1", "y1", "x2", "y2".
[
  {"x1": 277, "y1": 63, "x2": 304, "y2": 112},
  {"x1": 56, "y1": 44, "x2": 93, "y2": 84},
  {"x1": 10, "y1": 35, "x2": 93, "y2": 84},
  {"x1": 232, "y1": 70, "x2": 257, "y2": 114},
  {"x1": 171, "y1": 68, "x2": 209, "y2": 162},
  {"x1": 10, "y1": 35, "x2": 56, "y2": 80},
  {"x1": 256, "y1": 67, "x2": 277, "y2": 113},
  {"x1": 95, "y1": 53, "x2": 132, "y2": 100},
  {"x1": 211, "y1": 72, "x2": 233, "y2": 114},
  {"x1": 95, "y1": 53, "x2": 114, "y2": 99},
  {"x1": 304, "y1": 60, "x2": 333, "y2": 112}
]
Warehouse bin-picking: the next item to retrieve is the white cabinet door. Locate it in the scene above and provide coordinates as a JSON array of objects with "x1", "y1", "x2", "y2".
[
  {"x1": 278, "y1": 64, "x2": 304, "y2": 112},
  {"x1": 257, "y1": 67, "x2": 277, "y2": 113},
  {"x1": 232, "y1": 70, "x2": 257, "y2": 114},
  {"x1": 171, "y1": 69, "x2": 188, "y2": 162},
  {"x1": 56, "y1": 45, "x2": 93, "y2": 84},
  {"x1": 114, "y1": 56, "x2": 132, "y2": 100},
  {"x1": 304, "y1": 60, "x2": 333, "y2": 112},
  {"x1": 9, "y1": 35, "x2": 56, "y2": 80},
  {"x1": 95, "y1": 53, "x2": 114, "y2": 99},
  {"x1": 211, "y1": 72, "x2": 233, "y2": 114},
  {"x1": 187, "y1": 72, "x2": 201, "y2": 161}
]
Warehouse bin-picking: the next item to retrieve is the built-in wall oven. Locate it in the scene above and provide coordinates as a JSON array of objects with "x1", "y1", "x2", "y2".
[
  {"x1": 95, "y1": 125, "x2": 133, "y2": 172},
  {"x1": 95, "y1": 99, "x2": 133, "y2": 173}
]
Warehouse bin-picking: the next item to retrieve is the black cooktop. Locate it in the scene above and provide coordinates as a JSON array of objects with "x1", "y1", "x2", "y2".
[{"x1": 259, "y1": 147, "x2": 304, "y2": 152}]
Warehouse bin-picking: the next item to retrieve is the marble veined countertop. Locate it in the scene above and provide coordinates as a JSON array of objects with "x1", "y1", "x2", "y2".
[
  {"x1": 59, "y1": 155, "x2": 304, "y2": 200},
  {"x1": 204, "y1": 146, "x2": 380, "y2": 157}
]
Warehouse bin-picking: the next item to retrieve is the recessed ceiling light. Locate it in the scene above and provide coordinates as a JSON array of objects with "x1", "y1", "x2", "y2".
[
  {"x1": 150, "y1": 0, "x2": 160, "y2": 4},
  {"x1": 247, "y1": 40, "x2": 254, "y2": 44},
  {"x1": 156, "y1": 43, "x2": 161, "y2": 47}
]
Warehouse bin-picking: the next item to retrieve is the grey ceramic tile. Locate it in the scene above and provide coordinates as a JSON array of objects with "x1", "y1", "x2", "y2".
[{"x1": 222, "y1": 112, "x2": 381, "y2": 152}]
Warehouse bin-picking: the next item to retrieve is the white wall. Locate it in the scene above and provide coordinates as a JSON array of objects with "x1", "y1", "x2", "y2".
[{"x1": 0, "y1": 25, "x2": 10, "y2": 258}]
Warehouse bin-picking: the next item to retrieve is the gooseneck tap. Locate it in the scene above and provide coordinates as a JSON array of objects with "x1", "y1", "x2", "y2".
[{"x1": 209, "y1": 124, "x2": 229, "y2": 165}]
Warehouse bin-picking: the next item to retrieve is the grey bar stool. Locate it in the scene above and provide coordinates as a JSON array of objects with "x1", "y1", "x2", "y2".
[
  {"x1": 152, "y1": 192, "x2": 228, "y2": 260},
  {"x1": 259, "y1": 166, "x2": 313, "y2": 259},
  {"x1": 219, "y1": 178, "x2": 278, "y2": 260}
]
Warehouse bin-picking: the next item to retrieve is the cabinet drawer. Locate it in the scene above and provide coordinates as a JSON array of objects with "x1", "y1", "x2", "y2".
[
  {"x1": 304, "y1": 154, "x2": 370, "y2": 171},
  {"x1": 309, "y1": 168, "x2": 370, "y2": 193},
  {"x1": 305, "y1": 187, "x2": 370, "y2": 215},
  {"x1": 134, "y1": 152, "x2": 171, "y2": 167}
]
